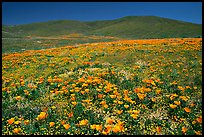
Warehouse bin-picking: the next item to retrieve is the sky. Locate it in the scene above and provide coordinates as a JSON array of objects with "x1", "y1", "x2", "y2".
[{"x1": 2, "y1": 2, "x2": 202, "y2": 25}]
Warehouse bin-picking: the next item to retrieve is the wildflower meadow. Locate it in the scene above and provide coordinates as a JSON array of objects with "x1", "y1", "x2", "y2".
[{"x1": 2, "y1": 38, "x2": 202, "y2": 135}]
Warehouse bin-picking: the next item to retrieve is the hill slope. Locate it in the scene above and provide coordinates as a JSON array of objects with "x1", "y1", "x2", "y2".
[{"x1": 2, "y1": 16, "x2": 202, "y2": 39}]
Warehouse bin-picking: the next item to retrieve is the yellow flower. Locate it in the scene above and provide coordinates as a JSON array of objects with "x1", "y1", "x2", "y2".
[
  {"x1": 151, "y1": 97, "x2": 156, "y2": 102},
  {"x1": 7, "y1": 118, "x2": 15, "y2": 125},
  {"x1": 13, "y1": 128, "x2": 21, "y2": 134},
  {"x1": 15, "y1": 96, "x2": 21, "y2": 100},
  {"x1": 49, "y1": 122, "x2": 55, "y2": 127},
  {"x1": 179, "y1": 96, "x2": 189, "y2": 102},
  {"x1": 192, "y1": 121, "x2": 196, "y2": 125},
  {"x1": 14, "y1": 121, "x2": 21, "y2": 125},
  {"x1": 170, "y1": 104, "x2": 177, "y2": 109},
  {"x1": 104, "y1": 104, "x2": 109, "y2": 108},
  {"x1": 85, "y1": 89, "x2": 89, "y2": 93},
  {"x1": 117, "y1": 101, "x2": 123, "y2": 105},
  {"x1": 51, "y1": 106, "x2": 56, "y2": 109},
  {"x1": 194, "y1": 130, "x2": 201, "y2": 135},
  {"x1": 37, "y1": 112, "x2": 48, "y2": 120},
  {"x1": 156, "y1": 89, "x2": 161, "y2": 94},
  {"x1": 130, "y1": 114, "x2": 138, "y2": 119},
  {"x1": 137, "y1": 93, "x2": 146, "y2": 100},
  {"x1": 79, "y1": 119, "x2": 88, "y2": 126},
  {"x1": 109, "y1": 95, "x2": 116, "y2": 98},
  {"x1": 178, "y1": 86, "x2": 185, "y2": 91},
  {"x1": 71, "y1": 101, "x2": 77, "y2": 106},
  {"x1": 117, "y1": 110, "x2": 123, "y2": 115},
  {"x1": 132, "y1": 110, "x2": 140, "y2": 114},
  {"x1": 90, "y1": 124, "x2": 96, "y2": 130},
  {"x1": 100, "y1": 101, "x2": 106, "y2": 105},
  {"x1": 63, "y1": 124, "x2": 70, "y2": 130},
  {"x1": 174, "y1": 101, "x2": 181, "y2": 105},
  {"x1": 184, "y1": 107, "x2": 191, "y2": 113},
  {"x1": 124, "y1": 105, "x2": 129, "y2": 109}
]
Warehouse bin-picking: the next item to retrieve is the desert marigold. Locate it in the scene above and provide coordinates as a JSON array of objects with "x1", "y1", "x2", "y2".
[{"x1": 184, "y1": 107, "x2": 191, "y2": 113}]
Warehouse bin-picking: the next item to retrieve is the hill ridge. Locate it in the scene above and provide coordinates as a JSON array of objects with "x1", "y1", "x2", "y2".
[{"x1": 2, "y1": 16, "x2": 202, "y2": 39}]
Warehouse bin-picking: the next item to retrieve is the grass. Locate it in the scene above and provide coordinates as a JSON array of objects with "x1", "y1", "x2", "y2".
[
  {"x1": 2, "y1": 16, "x2": 202, "y2": 39},
  {"x1": 2, "y1": 38, "x2": 202, "y2": 135}
]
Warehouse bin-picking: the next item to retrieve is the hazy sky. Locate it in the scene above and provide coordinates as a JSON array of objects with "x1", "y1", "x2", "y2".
[{"x1": 2, "y1": 2, "x2": 202, "y2": 25}]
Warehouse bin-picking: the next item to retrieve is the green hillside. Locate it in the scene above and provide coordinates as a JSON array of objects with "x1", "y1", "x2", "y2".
[{"x1": 2, "y1": 16, "x2": 202, "y2": 39}]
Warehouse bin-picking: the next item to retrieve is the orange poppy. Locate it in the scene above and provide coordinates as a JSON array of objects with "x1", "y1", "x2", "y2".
[
  {"x1": 63, "y1": 124, "x2": 70, "y2": 130},
  {"x1": 184, "y1": 107, "x2": 191, "y2": 113},
  {"x1": 49, "y1": 122, "x2": 55, "y2": 127},
  {"x1": 196, "y1": 116, "x2": 202, "y2": 123},
  {"x1": 170, "y1": 104, "x2": 177, "y2": 109},
  {"x1": 182, "y1": 127, "x2": 187, "y2": 133},
  {"x1": 79, "y1": 119, "x2": 88, "y2": 126},
  {"x1": 7, "y1": 118, "x2": 15, "y2": 125},
  {"x1": 106, "y1": 118, "x2": 115, "y2": 124},
  {"x1": 13, "y1": 128, "x2": 21, "y2": 134},
  {"x1": 156, "y1": 126, "x2": 162, "y2": 134}
]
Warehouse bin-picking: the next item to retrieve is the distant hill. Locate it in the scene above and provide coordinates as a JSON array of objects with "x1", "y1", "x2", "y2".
[{"x1": 2, "y1": 16, "x2": 202, "y2": 39}]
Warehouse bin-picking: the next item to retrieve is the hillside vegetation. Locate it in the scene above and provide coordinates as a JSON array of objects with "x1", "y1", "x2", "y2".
[{"x1": 3, "y1": 16, "x2": 202, "y2": 39}]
